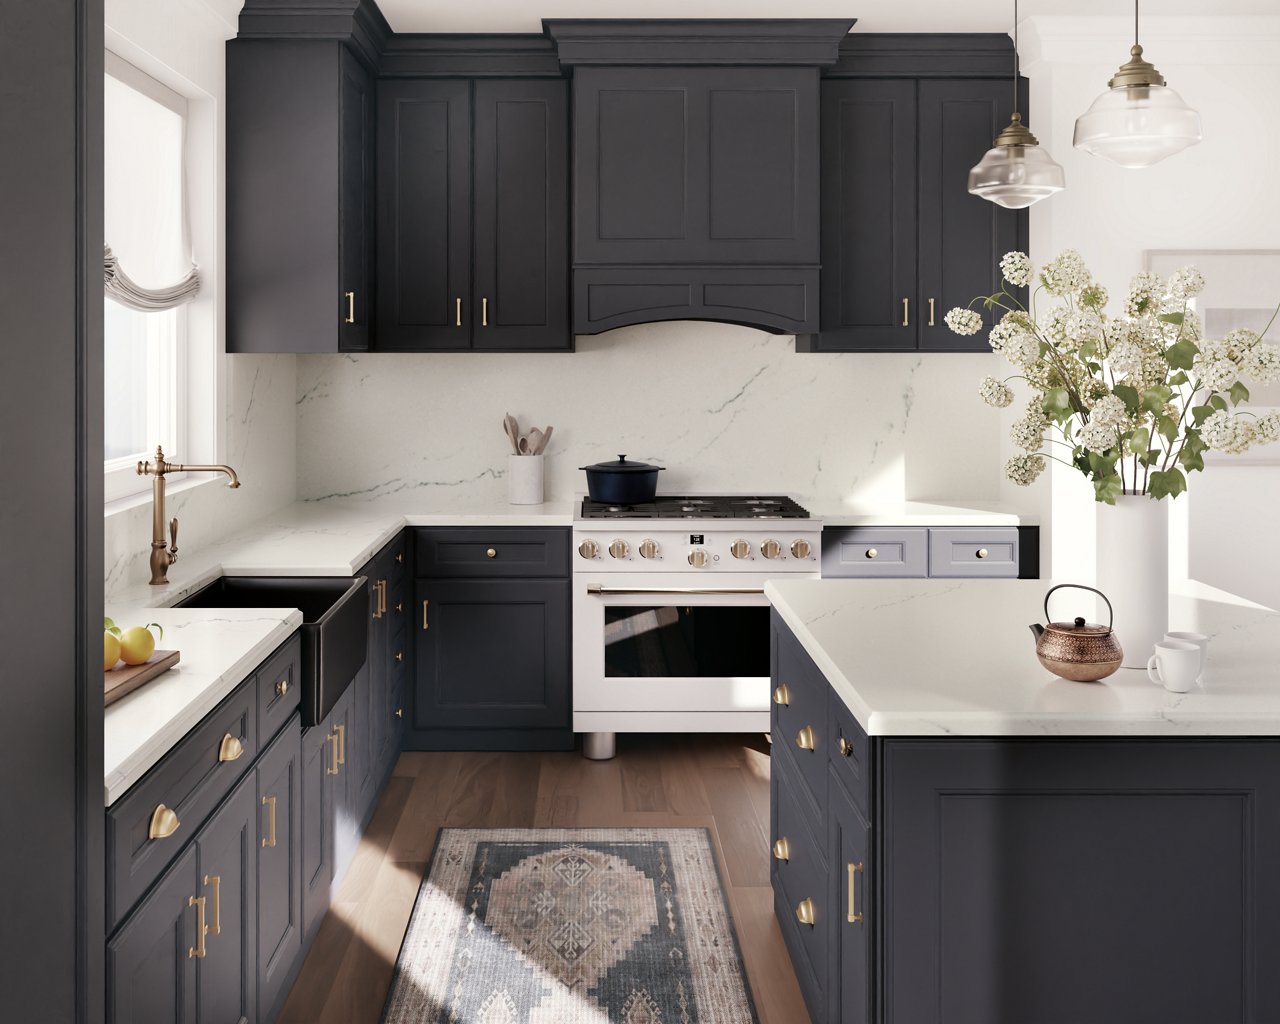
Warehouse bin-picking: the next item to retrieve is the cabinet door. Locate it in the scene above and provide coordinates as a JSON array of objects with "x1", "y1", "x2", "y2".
[
  {"x1": 917, "y1": 79, "x2": 1027, "y2": 353},
  {"x1": 830, "y1": 772, "x2": 871, "y2": 1024},
  {"x1": 376, "y1": 79, "x2": 472, "y2": 350},
  {"x1": 329, "y1": 687, "x2": 361, "y2": 878},
  {"x1": 338, "y1": 46, "x2": 372, "y2": 351},
  {"x1": 107, "y1": 846, "x2": 199, "y2": 1024},
  {"x1": 414, "y1": 578, "x2": 570, "y2": 730},
  {"x1": 256, "y1": 718, "x2": 302, "y2": 1022},
  {"x1": 299, "y1": 721, "x2": 334, "y2": 945},
  {"x1": 811, "y1": 79, "x2": 918, "y2": 352},
  {"x1": 195, "y1": 773, "x2": 257, "y2": 1024},
  {"x1": 472, "y1": 79, "x2": 570, "y2": 351}
]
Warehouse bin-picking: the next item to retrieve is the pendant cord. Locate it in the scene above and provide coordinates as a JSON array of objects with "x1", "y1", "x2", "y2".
[
  {"x1": 1135, "y1": 0, "x2": 1140, "y2": 47},
  {"x1": 1012, "y1": 0, "x2": 1019, "y2": 115}
]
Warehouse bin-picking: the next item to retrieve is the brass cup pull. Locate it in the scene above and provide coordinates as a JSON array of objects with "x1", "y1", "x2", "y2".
[
  {"x1": 486, "y1": 547, "x2": 497, "y2": 558},
  {"x1": 149, "y1": 803, "x2": 180, "y2": 840},
  {"x1": 205, "y1": 874, "x2": 221, "y2": 936},
  {"x1": 838, "y1": 735, "x2": 854, "y2": 758},
  {"x1": 188, "y1": 895, "x2": 207, "y2": 958},
  {"x1": 344, "y1": 290, "x2": 356, "y2": 324},
  {"x1": 482, "y1": 297, "x2": 489, "y2": 327},
  {"x1": 977, "y1": 548, "x2": 990, "y2": 559},
  {"x1": 395, "y1": 708, "x2": 403, "y2": 719},
  {"x1": 772, "y1": 684, "x2": 791, "y2": 707},
  {"x1": 275, "y1": 679, "x2": 289, "y2": 697},
  {"x1": 218, "y1": 733, "x2": 244, "y2": 763},
  {"x1": 395, "y1": 601, "x2": 403, "y2": 613},
  {"x1": 848, "y1": 861, "x2": 865, "y2": 924},
  {"x1": 795, "y1": 898, "x2": 816, "y2": 927},
  {"x1": 795, "y1": 725, "x2": 816, "y2": 751},
  {"x1": 865, "y1": 548, "x2": 879, "y2": 559},
  {"x1": 395, "y1": 651, "x2": 404, "y2": 663},
  {"x1": 395, "y1": 552, "x2": 404, "y2": 564},
  {"x1": 326, "y1": 733, "x2": 339, "y2": 775},
  {"x1": 902, "y1": 297, "x2": 909, "y2": 327},
  {"x1": 262, "y1": 795, "x2": 277, "y2": 849},
  {"x1": 928, "y1": 297, "x2": 936, "y2": 327},
  {"x1": 455, "y1": 297, "x2": 462, "y2": 326},
  {"x1": 772, "y1": 837, "x2": 791, "y2": 862},
  {"x1": 335, "y1": 723, "x2": 346, "y2": 766}
]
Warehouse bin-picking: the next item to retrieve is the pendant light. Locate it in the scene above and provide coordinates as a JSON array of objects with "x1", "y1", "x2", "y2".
[
  {"x1": 968, "y1": 0, "x2": 1065, "y2": 210},
  {"x1": 1073, "y1": 0, "x2": 1202, "y2": 168}
]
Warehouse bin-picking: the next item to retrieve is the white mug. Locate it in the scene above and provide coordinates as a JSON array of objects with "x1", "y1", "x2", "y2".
[
  {"x1": 1164, "y1": 631, "x2": 1210, "y2": 680},
  {"x1": 1147, "y1": 640, "x2": 1201, "y2": 693}
]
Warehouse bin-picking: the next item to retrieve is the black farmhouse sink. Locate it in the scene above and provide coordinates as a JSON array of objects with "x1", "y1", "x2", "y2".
[{"x1": 178, "y1": 575, "x2": 368, "y2": 726}]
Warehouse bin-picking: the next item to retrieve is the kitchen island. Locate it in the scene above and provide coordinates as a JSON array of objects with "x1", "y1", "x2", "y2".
[{"x1": 764, "y1": 577, "x2": 1280, "y2": 1024}]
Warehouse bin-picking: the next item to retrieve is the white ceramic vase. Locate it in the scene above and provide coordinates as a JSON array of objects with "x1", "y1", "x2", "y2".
[
  {"x1": 1095, "y1": 494, "x2": 1169, "y2": 669},
  {"x1": 508, "y1": 454, "x2": 545, "y2": 505}
]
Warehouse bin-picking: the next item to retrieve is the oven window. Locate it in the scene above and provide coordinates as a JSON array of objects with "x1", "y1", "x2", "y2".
[{"x1": 603, "y1": 605, "x2": 770, "y2": 677}]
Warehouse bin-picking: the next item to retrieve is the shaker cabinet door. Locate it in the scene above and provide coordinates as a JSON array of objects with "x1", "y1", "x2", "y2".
[
  {"x1": 338, "y1": 46, "x2": 373, "y2": 352},
  {"x1": 830, "y1": 771, "x2": 872, "y2": 1024},
  {"x1": 299, "y1": 720, "x2": 335, "y2": 945},
  {"x1": 256, "y1": 718, "x2": 303, "y2": 1021}
]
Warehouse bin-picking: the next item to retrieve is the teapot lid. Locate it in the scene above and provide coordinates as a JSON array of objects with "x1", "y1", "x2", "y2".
[{"x1": 1043, "y1": 584, "x2": 1114, "y2": 636}]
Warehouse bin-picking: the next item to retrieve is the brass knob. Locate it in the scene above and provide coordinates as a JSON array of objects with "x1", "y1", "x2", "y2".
[
  {"x1": 795, "y1": 898, "x2": 816, "y2": 927},
  {"x1": 218, "y1": 733, "x2": 244, "y2": 763},
  {"x1": 977, "y1": 548, "x2": 989, "y2": 559},
  {"x1": 578, "y1": 539, "x2": 599, "y2": 560},
  {"x1": 486, "y1": 547, "x2": 497, "y2": 558},
  {"x1": 795, "y1": 725, "x2": 816, "y2": 751},
  {"x1": 729, "y1": 538, "x2": 751, "y2": 559},
  {"x1": 149, "y1": 803, "x2": 180, "y2": 840},
  {"x1": 838, "y1": 735, "x2": 854, "y2": 758},
  {"x1": 688, "y1": 548, "x2": 709, "y2": 568},
  {"x1": 639, "y1": 538, "x2": 659, "y2": 559},
  {"x1": 760, "y1": 539, "x2": 782, "y2": 560},
  {"x1": 773, "y1": 684, "x2": 791, "y2": 706},
  {"x1": 275, "y1": 679, "x2": 289, "y2": 697},
  {"x1": 791, "y1": 539, "x2": 812, "y2": 560},
  {"x1": 608, "y1": 539, "x2": 629, "y2": 559},
  {"x1": 395, "y1": 708, "x2": 403, "y2": 719},
  {"x1": 395, "y1": 552, "x2": 403, "y2": 563},
  {"x1": 395, "y1": 601, "x2": 403, "y2": 613},
  {"x1": 865, "y1": 548, "x2": 879, "y2": 559},
  {"x1": 395, "y1": 651, "x2": 404, "y2": 663},
  {"x1": 772, "y1": 837, "x2": 791, "y2": 861}
]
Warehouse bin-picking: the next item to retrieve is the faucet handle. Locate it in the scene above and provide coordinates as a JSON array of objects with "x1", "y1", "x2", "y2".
[{"x1": 169, "y1": 518, "x2": 179, "y2": 563}]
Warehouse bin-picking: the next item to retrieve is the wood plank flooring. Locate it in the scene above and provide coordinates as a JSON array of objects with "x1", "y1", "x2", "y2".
[{"x1": 277, "y1": 733, "x2": 808, "y2": 1024}]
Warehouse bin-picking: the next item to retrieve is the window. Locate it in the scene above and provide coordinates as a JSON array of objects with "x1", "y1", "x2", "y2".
[{"x1": 103, "y1": 54, "x2": 191, "y2": 500}]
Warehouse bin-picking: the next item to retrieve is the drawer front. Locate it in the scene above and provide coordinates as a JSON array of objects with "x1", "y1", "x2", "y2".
[
  {"x1": 257, "y1": 634, "x2": 302, "y2": 743},
  {"x1": 823, "y1": 526, "x2": 928, "y2": 578},
  {"x1": 413, "y1": 526, "x2": 569, "y2": 578},
  {"x1": 772, "y1": 622, "x2": 828, "y2": 816},
  {"x1": 771, "y1": 765, "x2": 828, "y2": 1018},
  {"x1": 928, "y1": 527, "x2": 1019, "y2": 578},
  {"x1": 107, "y1": 677, "x2": 259, "y2": 931},
  {"x1": 828, "y1": 691, "x2": 871, "y2": 818}
]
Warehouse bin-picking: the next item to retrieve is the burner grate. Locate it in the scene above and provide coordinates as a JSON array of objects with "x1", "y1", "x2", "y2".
[{"x1": 581, "y1": 495, "x2": 810, "y2": 520}]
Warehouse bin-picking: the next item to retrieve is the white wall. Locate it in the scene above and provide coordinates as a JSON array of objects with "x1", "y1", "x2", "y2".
[{"x1": 103, "y1": 0, "x2": 297, "y2": 594}]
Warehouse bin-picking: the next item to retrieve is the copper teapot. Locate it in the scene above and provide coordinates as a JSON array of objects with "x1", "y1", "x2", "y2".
[{"x1": 1030, "y1": 584, "x2": 1123, "y2": 682}]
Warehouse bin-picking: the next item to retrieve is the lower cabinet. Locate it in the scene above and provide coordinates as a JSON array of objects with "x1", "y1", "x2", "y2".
[
  {"x1": 300, "y1": 710, "x2": 337, "y2": 948},
  {"x1": 256, "y1": 722, "x2": 303, "y2": 1021},
  {"x1": 829, "y1": 770, "x2": 871, "y2": 1024}
]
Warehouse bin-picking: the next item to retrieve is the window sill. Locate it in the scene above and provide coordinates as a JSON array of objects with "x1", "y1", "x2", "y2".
[{"x1": 103, "y1": 473, "x2": 220, "y2": 520}]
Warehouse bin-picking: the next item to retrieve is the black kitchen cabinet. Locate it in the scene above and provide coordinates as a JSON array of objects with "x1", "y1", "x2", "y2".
[
  {"x1": 227, "y1": 38, "x2": 375, "y2": 353},
  {"x1": 299, "y1": 713, "x2": 336, "y2": 947},
  {"x1": 829, "y1": 769, "x2": 871, "y2": 1024},
  {"x1": 255, "y1": 717, "x2": 303, "y2": 1022},
  {"x1": 376, "y1": 78, "x2": 569, "y2": 351}
]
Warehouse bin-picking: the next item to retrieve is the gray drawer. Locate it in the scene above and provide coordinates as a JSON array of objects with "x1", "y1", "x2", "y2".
[
  {"x1": 823, "y1": 526, "x2": 928, "y2": 578},
  {"x1": 413, "y1": 527, "x2": 569, "y2": 578},
  {"x1": 257, "y1": 634, "x2": 301, "y2": 743},
  {"x1": 107, "y1": 675, "x2": 259, "y2": 932},
  {"x1": 928, "y1": 527, "x2": 1019, "y2": 578}
]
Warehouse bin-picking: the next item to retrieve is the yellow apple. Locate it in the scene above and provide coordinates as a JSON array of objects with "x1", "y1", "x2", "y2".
[
  {"x1": 119, "y1": 624, "x2": 162, "y2": 666},
  {"x1": 104, "y1": 631, "x2": 121, "y2": 671}
]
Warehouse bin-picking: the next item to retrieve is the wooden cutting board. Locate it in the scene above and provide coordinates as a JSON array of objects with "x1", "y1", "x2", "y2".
[{"x1": 104, "y1": 650, "x2": 181, "y2": 707}]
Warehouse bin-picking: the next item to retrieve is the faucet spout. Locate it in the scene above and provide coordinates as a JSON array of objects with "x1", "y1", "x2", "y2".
[
  {"x1": 136, "y1": 446, "x2": 241, "y2": 584},
  {"x1": 171, "y1": 462, "x2": 240, "y2": 488}
]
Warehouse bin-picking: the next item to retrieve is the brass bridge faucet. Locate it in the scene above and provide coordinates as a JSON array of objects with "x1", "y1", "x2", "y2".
[{"x1": 137, "y1": 446, "x2": 241, "y2": 585}]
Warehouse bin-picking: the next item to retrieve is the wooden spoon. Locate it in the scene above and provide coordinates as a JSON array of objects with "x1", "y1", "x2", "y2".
[
  {"x1": 503, "y1": 413, "x2": 521, "y2": 455},
  {"x1": 526, "y1": 427, "x2": 545, "y2": 456},
  {"x1": 534, "y1": 425, "x2": 553, "y2": 455}
]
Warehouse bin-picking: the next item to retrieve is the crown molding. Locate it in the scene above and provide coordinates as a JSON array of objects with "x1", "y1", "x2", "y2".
[
  {"x1": 827, "y1": 33, "x2": 1014, "y2": 79},
  {"x1": 543, "y1": 19, "x2": 855, "y2": 67},
  {"x1": 380, "y1": 33, "x2": 562, "y2": 78},
  {"x1": 1021, "y1": 15, "x2": 1280, "y2": 70},
  {"x1": 236, "y1": 0, "x2": 392, "y2": 69}
]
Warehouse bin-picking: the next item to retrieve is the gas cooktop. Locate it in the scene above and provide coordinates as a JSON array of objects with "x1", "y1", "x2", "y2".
[{"x1": 580, "y1": 495, "x2": 811, "y2": 520}]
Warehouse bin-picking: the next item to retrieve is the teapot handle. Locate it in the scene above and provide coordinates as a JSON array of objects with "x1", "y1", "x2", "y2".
[{"x1": 1044, "y1": 583, "x2": 1114, "y2": 631}]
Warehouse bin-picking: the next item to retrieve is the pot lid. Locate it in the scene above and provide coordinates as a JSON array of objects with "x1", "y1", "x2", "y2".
[
  {"x1": 579, "y1": 454, "x2": 666, "y2": 473},
  {"x1": 1046, "y1": 616, "x2": 1112, "y2": 636}
]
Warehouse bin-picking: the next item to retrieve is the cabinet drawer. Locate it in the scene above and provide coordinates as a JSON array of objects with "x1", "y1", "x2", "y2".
[
  {"x1": 413, "y1": 527, "x2": 569, "y2": 578},
  {"x1": 828, "y1": 691, "x2": 871, "y2": 818},
  {"x1": 823, "y1": 526, "x2": 928, "y2": 578},
  {"x1": 928, "y1": 527, "x2": 1019, "y2": 578},
  {"x1": 771, "y1": 764, "x2": 828, "y2": 1019},
  {"x1": 772, "y1": 623, "x2": 827, "y2": 817},
  {"x1": 107, "y1": 677, "x2": 259, "y2": 932},
  {"x1": 257, "y1": 634, "x2": 301, "y2": 743}
]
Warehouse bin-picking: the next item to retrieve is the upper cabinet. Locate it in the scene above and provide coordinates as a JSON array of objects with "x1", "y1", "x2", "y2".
[
  {"x1": 799, "y1": 35, "x2": 1028, "y2": 354},
  {"x1": 376, "y1": 78, "x2": 570, "y2": 351}
]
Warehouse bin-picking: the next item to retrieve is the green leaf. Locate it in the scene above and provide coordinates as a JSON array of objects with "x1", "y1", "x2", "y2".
[
  {"x1": 1230, "y1": 380, "x2": 1251, "y2": 406},
  {"x1": 1041, "y1": 387, "x2": 1074, "y2": 424},
  {"x1": 146, "y1": 623, "x2": 164, "y2": 642},
  {"x1": 1129, "y1": 426, "x2": 1150, "y2": 452},
  {"x1": 1087, "y1": 451, "x2": 1118, "y2": 476},
  {"x1": 1191, "y1": 404, "x2": 1215, "y2": 426},
  {"x1": 1158, "y1": 311, "x2": 1186, "y2": 326},
  {"x1": 103, "y1": 616, "x2": 120, "y2": 638},
  {"x1": 1148, "y1": 468, "x2": 1188, "y2": 500},
  {"x1": 1168, "y1": 371, "x2": 1189, "y2": 387},
  {"x1": 1155, "y1": 414, "x2": 1180, "y2": 444},
  {"x1": 1139, "y1": 447, "x2": 1163, "y2": 468},
  {"x1": 1093, "y1": 474, "x2": 1124, "y2": 505},
  {"x1": 1178, "y1": 429, "x2": 1206, "y2": 473},
  {"x1": 1142, "y1": 385, "x2": 1174, "y2": 415},
  {"x1": 1209, "y1": 394, "x2": 1229, "y2": 412},
  {"x1": 1163, "y1": 340, "x2": 1198, "y2": 371},
  {"x1": 1112, "y1": 384, "x2": 1141, "y2": 416}
]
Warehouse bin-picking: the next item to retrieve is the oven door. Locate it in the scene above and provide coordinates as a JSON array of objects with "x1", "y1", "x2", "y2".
[{"x1": 573, "y1": 572, "x2": 773, "y2": 725}]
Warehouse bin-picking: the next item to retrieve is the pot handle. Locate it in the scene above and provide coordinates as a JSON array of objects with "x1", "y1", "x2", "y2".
[{"x1": 1044, "y1": 583, "x2": 1114, "y2": 631}]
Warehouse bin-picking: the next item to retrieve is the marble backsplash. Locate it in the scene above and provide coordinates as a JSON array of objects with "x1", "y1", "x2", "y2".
[{"x1": 296, "y1": 322, "x2": 1012, "y2": 507}]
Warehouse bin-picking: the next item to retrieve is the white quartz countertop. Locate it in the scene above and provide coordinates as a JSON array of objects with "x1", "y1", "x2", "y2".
[
  {"x1": 103, "y1": 606, "x2": 302, "y2": 805},
  {"x1": 799, "y1": 498, "x2": 1031, "y2": 527},
  {"x1": 765, "y1": 577, "x2": 1280, "y2": 737}
]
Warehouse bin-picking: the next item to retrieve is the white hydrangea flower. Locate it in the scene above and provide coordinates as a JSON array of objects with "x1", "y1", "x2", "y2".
[
  {"x1": 1078, "y1": 283, "x2": 1109, "y2": 310},
  {"x1": 1223, "y1": 328, "x2": 1261, "y2": 358},
  {"x1": 1010, "y1": 404, "x2": 1048, "y2": 451},
  {"x1": 1039, "y1": 249, "x2": 1091, "y2": 298},
  {"x1": 1200, "y1": 409, "x2": 1255, "y2": 453},
  {"x1": 1167, "y1": 266, "x2": 1206, "y2": 299},
  {"x1": 944, "y1": 307, "x2": 984, "y2": 336},
  {"x1": 999, "y1": 251, "x2": 1033, "y2": 288},
  {"x1": 1003, "y1": 331, "x2": 1041, "y2": 369},
  {"x1": 1241, "y1": 343, "x2": 1280, "y2": 384},
  {"x1": 1107, "y1": 340, "x2": 1146, "y2": 380},
  {"x1": 1255, "y1": 411, "x2": 1280, "y2": 446},
  {"x1": 1078, "y1": 420, "x2": 1120, "y2": 453},
  {"x1": 978, "y1": 376, "x2": 1015, "y2": 408},
  {"x1": 1125, "y1": 272, "x2": 1163, "y2": 317},
  {"x1": 1196, "y1": 357, "x2": 1239, "y2": 393},
  {"x1": 1005, "y1": 454, "x2": 1047, "y2": 486},
  {"x1": 987, "y1": 312, "x2": 1033, "y2": 355},
  {"x1": 1090, "y1": 394, "x2": 1129, "y2": 429},
  {"x1": 1178, "y1": 308, "x2": 1203, "y2": 343}
]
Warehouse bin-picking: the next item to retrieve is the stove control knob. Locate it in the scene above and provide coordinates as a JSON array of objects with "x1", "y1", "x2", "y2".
[
  {"x1": 790, "y1": 539, "x2": 812, "y2": 560},
  {"x1": 578, "y1": 539, "x2": 599, "y2": 560},
  {"x1": 688, "y1": 548, "x2": 710, "y2": 568},
  {"x1": 760, "y1": 539, "x2": 783, "y2": 560},
  {"x1": 608, "y1": 539, "x2": 630, "y2": 560},
  {"x1": 639, "y1": 538, "x2": 660, "y2": 560},
  {"x1": 729, "y1": 538, "x2": 751, "y2": 559}
]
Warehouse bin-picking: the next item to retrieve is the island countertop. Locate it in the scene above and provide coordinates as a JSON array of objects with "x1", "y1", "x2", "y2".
[{"x1": 764, "y1": 577, "x2": 1280, "y2": 737}]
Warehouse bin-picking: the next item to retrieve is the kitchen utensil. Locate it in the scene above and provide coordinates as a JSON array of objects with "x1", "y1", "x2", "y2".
[
  {"x1": 580, "y1": 454, "x2": 665, "y2": 504},
  {"x1": 1029, "y1": 583, "x2": 1124, "y2": 682},
  {"x1": 518, "y1": 434, "x2": 531, "y2": 455},
  {"x1": 1147, "y1": 639, "x2": 1200, "y2": 693},
  {"x1": 503, "y1": 414, "x2": 521, "y2": 456},
  {"x1": 1163, "y1": 631, "x2": 1210, "y2": 680},
  {"x1": 527, "y1": 427, "x2": 545, "y2": 456},
  {"x1": 534, "y1": 425, "x2": 553, "y2": 455}
]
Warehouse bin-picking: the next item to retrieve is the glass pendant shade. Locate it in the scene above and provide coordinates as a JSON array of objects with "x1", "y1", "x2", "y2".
[{"x1": 968, "y1": 115, "x2": 1066, "y2": 210}]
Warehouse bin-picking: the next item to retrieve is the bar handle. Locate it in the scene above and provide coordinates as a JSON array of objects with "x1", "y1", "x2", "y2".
[
  {"x1": 482, "y1": 297, "x2": 489, "y2": 327},
  {"x1": 344, "y1": 290, "x2": 356, "y2": 324},
  {"x1": 847, "y1": 861, "x2": 865, "y2": 924},
  {"x1": 262, "y1": 795, "x2": 277, "y2": 849},
  {"x1": 928, "y1": 297, "x2": 935, "y2": 327},
  {"x1": 902, "y1": 297, "x2": 909, "y2": 327},
  {"x1": 455, "y1": 297, "x2": 462, "y2": 326},
  {"x1": 205, "y1": 874, "x2": 221, "y2": 936},
  {"x1": 422, "y1": 599, "x2": 429, "y2": 630},
  {"x1": 335, "y1": 723, "x2": 346, "y2": 766},
  {"x1": 188, "y1": 895, "x2": 207, "y2": 958}
]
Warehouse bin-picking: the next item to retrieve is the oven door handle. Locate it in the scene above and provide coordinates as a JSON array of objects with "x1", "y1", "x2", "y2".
[{"x1": 585, "y1": 584, "x2": 767, "y2": 596}]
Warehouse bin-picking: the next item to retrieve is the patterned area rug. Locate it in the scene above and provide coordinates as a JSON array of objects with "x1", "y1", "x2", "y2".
[{"x1": 381, "y1": 828, "x2": 759, "y2": 1024}]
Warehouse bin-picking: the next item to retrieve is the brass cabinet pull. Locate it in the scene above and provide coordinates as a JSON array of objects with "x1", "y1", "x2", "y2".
[
  {"x1": 795, "y1": 898, "x2": 815, "y2": 927},
  {"x1": 795, "y1": 725, "x2": 816, "y2": 751},
  {"x1": 395, "y1": 651, "x2": 404, "y2": 663},
  {"x1": 395, "y1": 708, "x2": 403, "y2": 719},
  {"x1": 262, "y1": 795, "x2": 277, "y2": 849},
  {"x1": 344, "y1": 290, "x2": 356, "y2": 324},
  {"x1": 218, "y1": 733, "x2": 244, "y2": 763},
  {"x1": 928, "y1": 297, "x2": 936, "y2": 327},
  {"x1": 838, "y1": 735, "x2": 854, "y2": 758},
  {"x1": 772, "y1": 837, "x2": 790, "y2": 862},
  {"x1": 274, "y1": 679, "x2": 289, "y2": 697},
  {"x1": 188, "y1": 895, "x2": 207, "y2": 958},
  {"x1": 848, "y1": 861, "x2": 865, "y2": 924},
  {"x1": 772, "y1": 684, "x2": 790, "y2": 707},
  {"x1": 149, "y1": 803, "x2": 180, "y2": 840},
  {"x1": 395, "y1": 601, "x2": 403, "y2": 613},
  {"x1": 977, "y1": 548, "x2": 990, "y2": 559},
  {"x1": 486, "y1": 547, "x2": 497, "y2": 559},
  {"x1": 380, "y1": 579, "x2": 388, "y2": 616},
  {"x1": 395, "y1": 552, "x2": 403, "y2": 564},
  {"x1": 422, "y1": 599, "x2": 429, "y2": 630},
  {"x1": 865, "y1": 548, "x2": 879, "y2": 559},
  {"x1": 326, "y1": 733, "x2": 339, "y2": 775},
  {"x1": 482, "y1": 297, "x2": 489, "y2": 327},
  {"x1": 205, "y1": 874, "x2": 221, "y2": 936},
  {"x1": 455, "y1": 297, "x2": 462, "y2": 326},
  {"x1": 373, "y1": 579, "x2": 387, "y2": 619},
  {"x1": 335, "y1": 723, "x2": 346, "y2": 766},
  {"x1": 902, "y1": 297, "x2": 909, "y2": 327}
]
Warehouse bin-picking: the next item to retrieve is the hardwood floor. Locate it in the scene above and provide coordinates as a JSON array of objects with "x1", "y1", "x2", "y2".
[{"x1": 277, "y1": 733, "x2": 808, "y2": 1024}]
